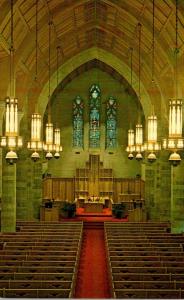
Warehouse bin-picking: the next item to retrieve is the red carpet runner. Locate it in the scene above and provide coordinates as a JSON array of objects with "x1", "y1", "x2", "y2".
[{"x1": 74, "y1": 223, "x2": 111, "y2": 298}]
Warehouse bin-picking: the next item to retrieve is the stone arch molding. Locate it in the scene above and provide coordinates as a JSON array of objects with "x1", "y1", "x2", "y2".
[{"x1": 37, "y1": 47, "x2": 164, "y2": 119}]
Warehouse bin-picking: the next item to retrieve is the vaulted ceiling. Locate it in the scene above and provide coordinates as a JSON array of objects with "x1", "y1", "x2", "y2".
[{"x1": 0, "y1": 0, "x2": 184, "y2": 116}]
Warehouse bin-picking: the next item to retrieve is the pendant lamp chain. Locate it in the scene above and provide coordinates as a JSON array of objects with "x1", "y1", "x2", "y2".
[
  {"x1": 35, "y1": 0, "x2": 38, "y2": 81},
  {"x1": 10, "y1": 0, "x2": 14, "y2": 97},
  {"x1": 152, "y1": 0, "x2": 155, "y2": 83},
  {"x1": 130, "y1": 47, "x2": 133, "y2": 87},
  {"x1": 175, "y1": 0, "x2": 178, "y2": 99},
  {"x1": 138, "y1": 23, "x2": 141, "y2": 102},
  {"x1": 56, "y1": 46, "x2": 60, "y2": 87},
  {"x1": 27, "y1": 0, "x2": 43, "y2": 161},
  {"x1": 48, "y1": 19, "x2": 51, "y2": 119}
]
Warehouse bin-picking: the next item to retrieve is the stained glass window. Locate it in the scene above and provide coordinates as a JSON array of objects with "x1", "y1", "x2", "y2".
[
  {"x1": 73, "y1": 96, "x2": 84, "y2": 148},
  {"x1": 106, "y1": 96, "x2": 117, "y2": 148},
  {"x1": 89, "y1": 84, "x2": 101, "y2": 148}
]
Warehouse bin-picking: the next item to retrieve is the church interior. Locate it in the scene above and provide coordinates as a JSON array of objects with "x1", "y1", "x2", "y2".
[{"x1": 1, "y1": 0, "x2": 184, "y2": 298}]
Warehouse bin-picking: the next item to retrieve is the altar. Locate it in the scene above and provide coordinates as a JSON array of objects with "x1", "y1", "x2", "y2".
[
  {"x1": 75, "y1": 196, "x2": 112, "y2": 213},
  {"x1": 84, "y1": 201, "x2": 103, "y2": 213}
]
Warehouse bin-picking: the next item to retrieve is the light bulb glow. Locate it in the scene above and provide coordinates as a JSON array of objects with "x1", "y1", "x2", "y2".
[
  {"x1": 46, "y1": 123, "x2": 53, "y2": 144},
  {"x1": 1, "y1": 137, "x2": 6, "y2": 147},
  {"x1": 54, "y1": 128, "x2": 61, "y2": 146},
  {"x1": 8, "y1": 136, "x2": 16, "y2": 148},
  {"x1": 5, "y1": 97, "x2": 18, "y2": 136},
  {"x1": 135, "y1": 124, "x2": 143, "y2": 145},
  {"x1": 128, "y1": 129, "x2": 134, "y2": 146},
  {"x1": 169, "y1": 99, "x2": 182, "y2": 138},
  {"x1": 31, "y1": 113, "x2": 41, "y2": 141},
  {"x1": 148, "y1": 115, "x2": 157, "y2": 143}
]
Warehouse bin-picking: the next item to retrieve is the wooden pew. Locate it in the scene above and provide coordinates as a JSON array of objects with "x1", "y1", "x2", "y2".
[
  {"x1": 112, "y1": 273, "x2": 172, "y2": 282},
  {"x1": 108, "y1": 245, "x2": 182, "y2": 252},
  {"x1": 0, "y1": 234, "x2": 80, "y2": 240},
  {"x1": 0, "y1": 249, "x2": 77, "y2": 256},
  {"x1": 0, "y1": 272, "x2": 74, "y2": 281},
  {"x1": 110, "y1": 255, "x2": 184, "y2": 262},
  {"x1": 0, "y1": 279, "x2": 72, "y2": 289},
  {"x1": 111, "y1": 260, "x2": 184, "y2": 268},
  {"x1": 108, "y1": 241, "x2": 183, "y2": 247},
  {"x1": 113, "y1": 280, "x2": 176, "y2": 289},
  {"x1": 1, "y1": 288, "x2": 71, "y2": 298},
  {"x1": 3, "y1": 245, "x2": 79, "y2": 251},
  {"x1": 112, "y1": 266, "x2": 168, "y2": 274},
  {"x1": 0, "y1": 265, "x2": 75, "y2": 273},
  {"x1": 0, "y1": 221, "x2": 83, "y2": 299},
  {"x1": 115, "y1": 288, "x2": 181, "y2": 299},
  {"x1": 0, "y1": 260, "x2": 77, "y2": 267},
  {"x1": 105, "y1": 221, "x2": 184, "y2": 299},
  {"x1": 109, "y1": 250, "x2": 184, "y2": 256},
  {"x1": 0, "y1": 255, "x2": 76, "y2": 262},
  {"x1": 3, "y1": 240, "x2": 79, "y2": 246}
]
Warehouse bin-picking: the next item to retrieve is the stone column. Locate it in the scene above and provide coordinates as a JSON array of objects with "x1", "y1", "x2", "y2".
[
  {"x1": 16, "y1": 149, "x2": 43, "y2": 221},
  {"x1": 170, "y1": 161, "x2": 184, "y2": 233},
  {"x1": 16, "y1": 103, "x2": 35, "y2": 220},
  {"x1": 0, "y1": 102, "x2": 5, "y2": 200},
  {"x1": 144, "y1": 152, "x2": 171, "y2": 221},
  {"x1": 1, "y1": 160, "x2": 16, "y2": 232},
  {"x1": 31, "y1": 160, "x2": 43, "y2": 220},
  {"x1": 16, "y1": 148, "x2": 33, "y2": 220}
]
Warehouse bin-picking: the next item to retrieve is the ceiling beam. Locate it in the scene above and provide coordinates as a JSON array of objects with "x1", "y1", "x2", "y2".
[
  {"x1": 16, "y1": 5, "x2": 30, "y2": 31},
  {"x1": 42, "y1": 0, "x2": 65, "y2": 58},
  {"x1": 73, "y1": 9, "x2": 80, "y2": 49},
  {"x1": 158, "y1": 9, "x2": 174, "y2": 37},
  {"x1": 0, "y1": 33, "x2": 9, "y2": 54},
  {"x1": 19, "y1": 60, "x2": 31, "y2": 75},
  {"x1": 159, "y1": 63, "x2": 171, "y2": 77}
]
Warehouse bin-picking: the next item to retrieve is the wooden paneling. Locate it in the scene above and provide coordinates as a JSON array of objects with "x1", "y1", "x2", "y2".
[
  {"x1": 40, "y1": 207, "x2": 59, "y2": 222},
  {"x1": 42, "y1": 178, "x2": 52, "y2": 199},
  {"x1": 42, "y1": 178, "x2": 74, "y2": 202},
  {"x1": 43, "y1": 177, "x2": 144, "y2": 203}
]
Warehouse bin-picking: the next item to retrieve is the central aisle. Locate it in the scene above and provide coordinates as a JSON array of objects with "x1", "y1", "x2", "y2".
[{"x1": 74, "y1": 222, "x2": 111, "y2": 298}]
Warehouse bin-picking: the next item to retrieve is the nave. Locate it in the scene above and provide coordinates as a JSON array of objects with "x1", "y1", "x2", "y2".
[{"x1": 1, "y1": 220, "x2": 184, "y2": 298}]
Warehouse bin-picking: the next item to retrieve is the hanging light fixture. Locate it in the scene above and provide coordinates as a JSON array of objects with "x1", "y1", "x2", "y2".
[
  {"x1": 43, "y1": 19, "x2": 58, "y2": 160},
  {"x1": 135, "y1": 23, "x2": 144, "y2": 161},
  {"x1": 135, "y1": 123, "x2": 144, "y2": 161},
  {"x1": 27, "y1": 0, "x2": 43, "y2": 162},
  {"x1": 126, "y1": 129, "x2": 135, "y2": 160},
  {"x1": 44, "y1": 20, "x2": 54, "y2": 160},
  {"x1": 126, "y1": 48, "x2": 135, "y2": 160},
  {"x1": 162, "y1": 0, "x2": 183, "y2": 166},
  {"x1": 144, "y1": 0, "x2": 160, "y2": 163},
  {"x1": 54, "y1": 128, "x2": 62, "y2": 159},
  {"x1": 0, "y1": 0, "x2": 22, "y2": 164},
  {"x1": 53, "y1": 46, "x2": 62, "y2": 159}
]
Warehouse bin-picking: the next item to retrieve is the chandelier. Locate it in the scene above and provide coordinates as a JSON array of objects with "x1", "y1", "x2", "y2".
[
  {"x1": 144, "y1": 114, "x2": 161, "y2": 162},
  {"x1": 126, "y1": 48, "x2": 135, "y2": 160},
  {"x1": 27, "y1": 113, "x2": 43, "y2": 161},
  {"x1": 126, "y1": 25, "x2": 144, "y2": 162},
  {"x1": 43, "y1": 20, "x2": 62, "y2": 160},
  {"x1": 0, "y1": 0, "x2": 22, "y2": 164},
  {"x1": 135, "y1": 23, "x2": 144, "y2": 161},
  {"x1": 126, "y1": 129, "x2": 135, "y2": 160},
  {"x1": 144, "y1": 0, "x2": 160, "y2": 162},
  {"x1": 162, "y1": 0, "x2": 183, "y2": 166},
  {"x1": 54, "y1": 128, "x2": 63, "y2": 159},
  {"x1": 135, "y1": 124, "x2": 144, "y2": 161},
  {"x1": 27, "y1": 0, "x2": 43, "y2": 162},
  {"x1": 53, "y1": 46, "x2": 63, "y2": 159}
]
